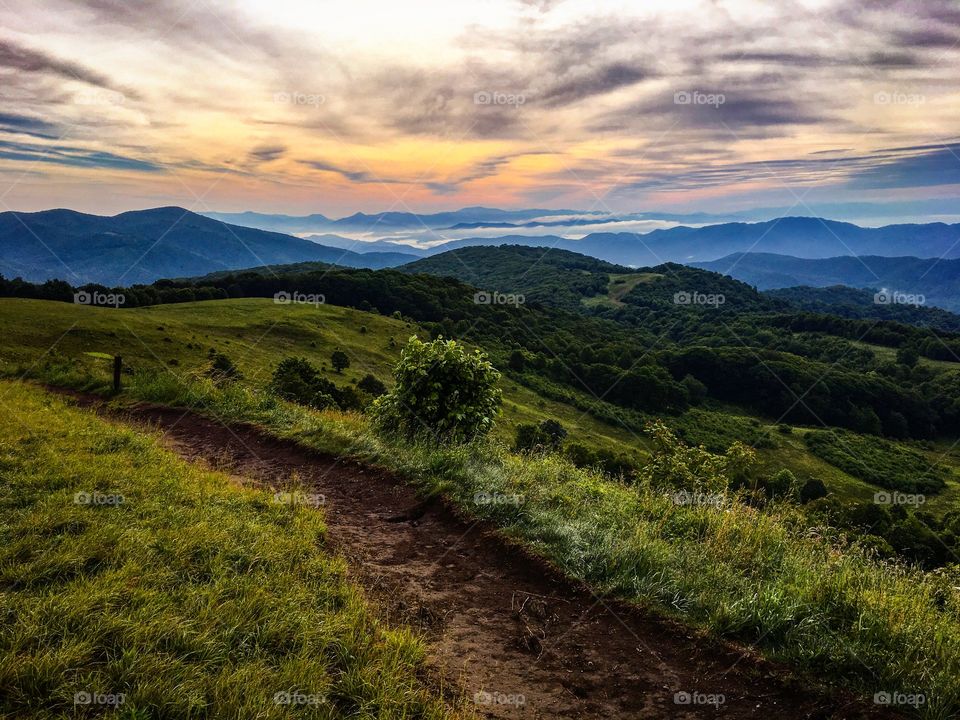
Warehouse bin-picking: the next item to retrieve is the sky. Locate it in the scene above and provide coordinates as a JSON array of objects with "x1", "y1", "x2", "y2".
[{"x1": 0, "y1": 0, "x2": 958, "y2": 222}]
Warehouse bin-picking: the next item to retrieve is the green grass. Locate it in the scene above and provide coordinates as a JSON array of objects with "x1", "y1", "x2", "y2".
[
  {"x1": 0, "y1": 380, "x2": 462, "y2": 720},
  {"x1": 58, "y1": 368, "x2": 960, "y2": 719}
]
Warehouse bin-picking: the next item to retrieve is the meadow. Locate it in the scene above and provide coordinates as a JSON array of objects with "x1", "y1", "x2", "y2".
[{"x1": 0, "y1": 380, "x2": 463, "y2": 719}]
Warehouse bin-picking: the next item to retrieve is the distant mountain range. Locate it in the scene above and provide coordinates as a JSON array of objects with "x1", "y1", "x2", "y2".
[
  {"x1": 0, "y1": 207, "x2": 419, "y2": 285},
  {"x1": 6, "y1": 207, "x2": 960, "y2": 307},
  {"x1": 694, "y1": 253, "x2": 960, "y2": 311},
  {"x1": 204, "y1": 207, "x2": 601, "y2": 235},
  {"x1": 307, "y1": 216, "x2": 960, "y2": 270},
  {"x1": 419, "y1": 217, "x2": 960, "y2": 267},
  {"x1": 204, "y1": 212, "x2": 960, "y2": 269}
]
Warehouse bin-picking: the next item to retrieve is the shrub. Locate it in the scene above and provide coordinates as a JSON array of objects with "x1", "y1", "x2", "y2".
[
  {"x1": 764, "y1": 468, "x2": 799, "y2": 501},
  {"x1": 357, "y1": 373, "x2": 388, "y2": 397},
  {"x1": 372, "y1": 336, "x2": 501, "y2": 442},
  {"x1": 268, "y1": 357, "x2": 338, "y2": 410},
  {"x1": 207, "y1": 352, "x2": 242, "y2": 381},
  {"x1": 513, "y1": 419, "x2": 567, "y2": 453},
  {"x1": 799, "y1": 478, "x2": 828, "y2": 504},
  {"x1": 681, "y1": 374, "x2": 708, "y2": 404},
  {"x1": 638, "y1": 420, "x2": 755, "y2": 493},
  {"x1": 331, "y1": 350, "x2": 350, "y2": 373}
]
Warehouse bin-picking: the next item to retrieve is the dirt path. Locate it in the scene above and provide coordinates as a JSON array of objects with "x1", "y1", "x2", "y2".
[{"x1": 63, "y1": 395, "x2": 902, "y2": 720}]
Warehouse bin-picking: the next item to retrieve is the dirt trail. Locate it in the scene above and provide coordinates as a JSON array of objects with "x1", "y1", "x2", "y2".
[{"x1": 64, "y1": 394, "x2": 902, "y2": 720}]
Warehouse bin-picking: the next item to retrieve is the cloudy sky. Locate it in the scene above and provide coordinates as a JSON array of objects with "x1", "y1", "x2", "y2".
[{"x1": 1, "y1": 0, "x2": 958, "y2": 221}]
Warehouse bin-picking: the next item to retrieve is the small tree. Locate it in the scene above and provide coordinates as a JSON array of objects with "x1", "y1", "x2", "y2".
[
  {"x1": 372, "y1": 336, "x2": 501, "y2": 442},
  {"x1": 331, "y1": 350, "x2": 350, "y2": 374}
]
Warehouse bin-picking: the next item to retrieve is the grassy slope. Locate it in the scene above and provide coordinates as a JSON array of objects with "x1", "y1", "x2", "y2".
[
  {"x1": 63, "y1": 367, "x2": 960, "y2": 718},
  {"x1": 0, "y1": 380, "x2": 460, "y2": 719},
  {"x1": 2, "y1": 297, "x2": 959, "y2": 511},
  {"x1": 6, "y1": 297, "x2": 960, "y2": 714}
]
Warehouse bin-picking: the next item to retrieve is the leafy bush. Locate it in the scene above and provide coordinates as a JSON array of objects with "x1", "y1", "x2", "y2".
[
  {"x1": 372, "y1": 336, "x2": 501, "y2": 442},
  {"x1": 638, "y1": 420, "x2": 755, "y2": 493},
  {"x1": 563, "y1": 442, "x2": 638, "y2": 479},
  {"x1": 268, "y1": 357, "x2": 338, "y2": 410},
  {"x1": 764, "y1": 468, "x2": 799, "y2": 501}
]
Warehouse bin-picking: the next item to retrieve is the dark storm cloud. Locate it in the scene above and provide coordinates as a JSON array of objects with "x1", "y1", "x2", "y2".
[
  {"x1": 427, "y1": 151, "x2": 552, "y2": 193},
  {"x1": 247, "y1": 144, "x2": 287, "y2": 163},
  {"x1": 540, "y1": 62, "x2": 649, "y2": 107},
  {"x1": 298, "y1": 159, "x2": 402, "y2": 184},
  {"x1": 0, "y1": 39, "x2": 136, "y2": 97},
  {"x1": 0, "y1": 112, "x2": 60, "y2": 138},
  {"x1": 0, "y1": 139, "x2": 162, "y2": 172}
]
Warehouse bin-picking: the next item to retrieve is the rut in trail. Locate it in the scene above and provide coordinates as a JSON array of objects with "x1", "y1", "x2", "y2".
[{"x1": 73, "y1": 397, "x2": 903, "y2": 720}]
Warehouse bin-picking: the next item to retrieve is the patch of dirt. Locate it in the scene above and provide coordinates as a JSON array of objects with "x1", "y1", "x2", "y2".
[{"x1": 60, "y1": 392, "x2": 904, "y2": 720}]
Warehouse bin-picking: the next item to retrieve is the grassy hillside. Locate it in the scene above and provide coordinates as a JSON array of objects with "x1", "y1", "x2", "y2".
[
  {"x1": 20, "y1": 357, "x2": 960, "y2": 718},
  {"x1": 0, "y1": 297, "x2": 645, "y2": 462},
  {"x1": 5, "y1": 295, "x2": 960, "y2": 550},
  {"x1": 0, "y1": 380, "x2": 460, "y2": 719}
]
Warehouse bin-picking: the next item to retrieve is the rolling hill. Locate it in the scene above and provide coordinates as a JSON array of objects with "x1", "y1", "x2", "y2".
[{"x1": 0, "y1": 207, "x2": 417, "y2": 285}]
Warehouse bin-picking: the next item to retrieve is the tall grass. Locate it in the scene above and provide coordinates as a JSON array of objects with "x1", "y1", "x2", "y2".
[
  {"x1": 0, "y1": 380, "x2": 463, "y2": 719},
  {"x1": 21, "y1": 366, "x2": 960, "y2": 717}
]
